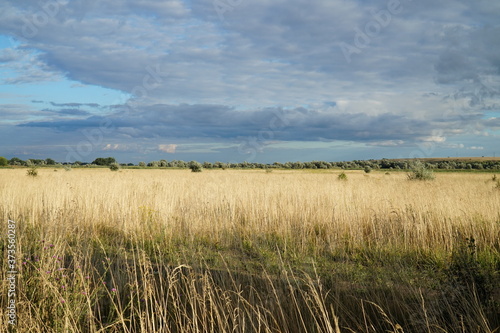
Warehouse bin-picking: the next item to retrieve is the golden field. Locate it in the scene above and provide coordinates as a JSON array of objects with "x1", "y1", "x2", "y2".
[{"x1": 1, "y1": 168, "x2": 499, "y2": 332}]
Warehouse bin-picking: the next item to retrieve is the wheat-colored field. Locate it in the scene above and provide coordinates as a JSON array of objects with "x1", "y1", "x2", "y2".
[{"x1": 1, "y1": 168, "x2": 499, "y2": 332}]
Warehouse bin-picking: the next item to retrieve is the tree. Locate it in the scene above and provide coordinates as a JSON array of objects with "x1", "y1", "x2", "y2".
[
  {"x1": 9, "y1": 157, "x2": 25, "y2": 165},
  {"x1": 214, "y1": 161, "x2": 227, "y2": 169},
  {"x1": 175, "y1": 160, "x2": 187, "y2": 168},
  {"x1": 92, "y1": 157, "x2": 116, "y2": 166},
  {"x1": 0, "y1": 156, "x2": 7, "y2": 166},
  {"x1": 45, "y1": 158, "x2": 56, "y2": 165}
]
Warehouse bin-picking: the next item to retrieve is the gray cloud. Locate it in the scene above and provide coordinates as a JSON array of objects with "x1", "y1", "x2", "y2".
[
  {"x1": 1, "y1": 0, "x2": 499, "y2": 161},
  {"x1": 49, "y1": 102, "x2": 100, "y2": 108},
  {"x1": 18, "y1": 103, "x2": 474, "y2": 146},
  {"x1": 41, "y1": 108, "x2": 91, "y2": 116}
]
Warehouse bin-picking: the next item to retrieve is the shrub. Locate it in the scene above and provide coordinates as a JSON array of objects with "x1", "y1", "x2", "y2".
[
  {"x1": 188, "y1": 161, "x2": 203, "y2": 172},
  {"x1": 109, "y1": 163, "x2": 121, "y2": 171},
  {"x1": 0, "y1": 156, "x2": 7, "y2": 166},
  {"x1": 64, "y1": 165, "x2": 72, "y2": 171},
  {"x1": 338, "y1": 172, "x2": 347, "y2": 181},
  {"x1": 26, "y1": 166, "x2": 38, "y2": 177},
  {"x1": 407, "y1": 160, "x2": 434, "y2": 181},
  {"x1": 364, "y1": 166, "x2": 372, "y2": 173},
  {"x1": 492, "y1": 174, "x2": 497, "y2": 181},
  {"x1": 138, "y1": 161, "x2": 146, "y2": 167}
]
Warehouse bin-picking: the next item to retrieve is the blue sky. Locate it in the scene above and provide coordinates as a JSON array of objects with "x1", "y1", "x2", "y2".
[{"x1": 0, "y1": 0, "x2": 499, "y2": 164}]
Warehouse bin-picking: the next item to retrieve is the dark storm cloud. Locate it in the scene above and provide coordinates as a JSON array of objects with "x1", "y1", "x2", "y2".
[
  {"x1": 18, "y1": 115, "x2": 108, "y2": 131},
  {"x1": 18, "y1": 103, "x2": 464, "y2": 145}
]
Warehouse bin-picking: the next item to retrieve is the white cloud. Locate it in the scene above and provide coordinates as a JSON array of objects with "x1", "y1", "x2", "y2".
[
  {"x1": 367, "y1": 140, "x2": 405, "y2": 147},
  {"x1": 102, "y1": 143, "x2": 121, "y2": 151},
  {"x1": 158, "y1": 144, "x2": 177, "y2": 153}
]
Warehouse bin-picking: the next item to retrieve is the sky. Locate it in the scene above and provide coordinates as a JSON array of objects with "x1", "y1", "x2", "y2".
[{"x1": 0, "y1": 0, "x2": 499, "y2": 164}]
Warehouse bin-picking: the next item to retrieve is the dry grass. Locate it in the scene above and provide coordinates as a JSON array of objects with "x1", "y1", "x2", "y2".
[{"x1": 1, "y1": 168, "x2": 499, "y2": 332}]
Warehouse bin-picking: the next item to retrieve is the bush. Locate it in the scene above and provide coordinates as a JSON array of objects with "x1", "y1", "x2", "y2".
[
  {"x1": 109, "y1": 163, "x2": 121, "y2": 171},
  {"x1": 364, "y1": 166, "x2": 372, "y2": 173},
  {"x1": 138, "y1": 161, "x2": 146, "y2": 167},
  {"x1": 0, "y1": 156, "x2": 7, "y2": 166},
  {"x1": 407, "y1": 160, "x2": 434, "y2": 181},
  {"x1": 338, "y1": 172, "x2": 347, "y2": 181},
  {"x1": 26, "y1": 166, "x2": 38, "y2": 177},
  {"x1": 188, "y1": 161, "x2": 203, "y2": 172},
  {"x1": 64, "y1": 165, "x2": 72, "y2": 171}
]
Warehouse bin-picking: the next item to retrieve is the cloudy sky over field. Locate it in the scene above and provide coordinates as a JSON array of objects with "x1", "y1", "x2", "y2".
[{"x1": 0, "y1": 0, "x2": 499, "y2": 163}]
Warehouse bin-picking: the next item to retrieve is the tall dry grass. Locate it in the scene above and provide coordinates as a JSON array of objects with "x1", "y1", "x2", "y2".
[{"x1": 0, "y1": 168, "x2": 499, "y2": 332}]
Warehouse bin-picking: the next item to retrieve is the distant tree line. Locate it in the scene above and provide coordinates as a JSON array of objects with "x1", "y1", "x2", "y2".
[
  {"x1": 1, "y1": 156, "x2": 500, "y2": 170},
  {"x1": 0, "y1": 157, "x2": 57, "y2": 166}
]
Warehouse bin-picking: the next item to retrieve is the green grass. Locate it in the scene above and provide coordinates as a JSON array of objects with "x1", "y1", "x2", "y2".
[{"x1": 4, "y1": 217, "x2": 498, "y2": 332}]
